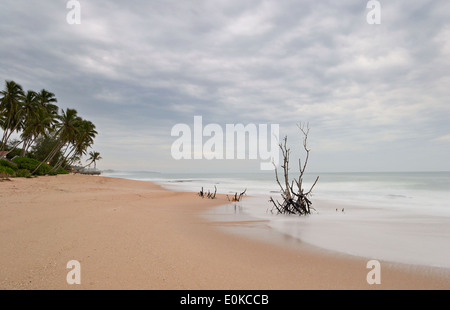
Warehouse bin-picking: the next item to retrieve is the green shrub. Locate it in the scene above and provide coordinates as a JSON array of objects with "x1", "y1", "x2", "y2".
[
  {"x1": 56, "y1": 167, "x2": 69, "y2": 175},
  {"x1": 15, "y1": 169, "x2": 32, "y2": 178},
  {"x1": 47, "y1": 167, "x2": 69, "y2": 176},
  {"x1": 0, "y1": 165, "x2": 15, "y2": 176},
  {"x1": 0, "y1": 159, "x2": 17, "y2": 171},
  {"x1": 36, "y1": 163, "x2": 52, "y2": 176},
  {"x1": 12, "y1": 156, "x2": 39, "y2": 171},
  {"x1": 12, "y1": 157, "x2": 52, "y2": 176},
  {"x1": 30, "y1": 136, "x2": 63, "y2": 166}
]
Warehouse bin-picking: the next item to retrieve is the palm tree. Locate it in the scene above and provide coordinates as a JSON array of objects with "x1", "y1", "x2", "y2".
[
  {"x1": 36, "y1": 88, "x2": 59, "y2": 137},
  {"x1": 50, "y1": 119, "x2": 97, "y2": 172},
  {"x1": 1, "y1": 79, "x2": 100, "y2": 174},
  {"x1": 20, "y1": 105, "x2": 55, "y2": 156},
  {"x1": 70, "y1": 120, "x2": 97, "y2": 160},
  {"x1": 0, "y1": 80, "x2": 25, "y2": 155},
  {"x1": 37, "y1": 89, "x2": 58, "y2": 116},
  {"x1": 32, "y1": 108, "x2": 81, "y2": 174},
  {"x1": 87, "y1": 151, "x2": 102, "y2": 169},
  {"x1": 17, "y1": 90, "x2": 39, "y2": 155}
]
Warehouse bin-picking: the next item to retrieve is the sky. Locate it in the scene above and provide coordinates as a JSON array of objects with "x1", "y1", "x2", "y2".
[{"x1": 1, "y1": 0, "x2": 449, "y2": 173}]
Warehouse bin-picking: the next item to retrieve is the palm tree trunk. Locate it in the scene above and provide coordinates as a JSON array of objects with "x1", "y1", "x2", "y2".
[
  {"x1": 32, "y1": 139, "x2": 64, "y2": 174},
  {"x1": 0, "y1": 114, "x2": 13, "y2": 151},
  {"x1": 24, "y1": 136, "x2": 38, "y2": 155},
  {"x1": 20, "y1": 138, "x2": 30, "y2": 157},
  {"x1": 83, "y1": 160, "x2": 94, "y2": 168},
  {"x1": 0, "y1": 128, "x2": 10, "y2": 152},
  {"x1": 49, "y1": 144, "x2": 76, "y2": 173},
  {"x1": 1, "y1": 120, "x2": 22, "y2": 152},
  {"x1": 4, "y1": 139, "x2": 24, "y2": 157},
  {"x1": 46, "y1": 141, "x2": 65, "y2": 163}
]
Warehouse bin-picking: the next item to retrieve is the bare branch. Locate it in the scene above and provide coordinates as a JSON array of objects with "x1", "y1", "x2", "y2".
[
  {"x1": 306, "y1": 176, "x2": 320, "y2": 196},
  {"x1": 269, "y1": 124, "x2": 319, "y2": 216}
]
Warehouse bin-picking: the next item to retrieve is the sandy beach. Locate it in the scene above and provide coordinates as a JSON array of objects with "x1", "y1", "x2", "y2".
[{"x1": 0, "y1": 174, "x2": 449, "y2": 290}]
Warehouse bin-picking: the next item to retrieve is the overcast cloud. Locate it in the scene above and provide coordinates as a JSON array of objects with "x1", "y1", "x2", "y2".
[{"x1": 1, "y1": 0, "x2": 449, "y2": 172}]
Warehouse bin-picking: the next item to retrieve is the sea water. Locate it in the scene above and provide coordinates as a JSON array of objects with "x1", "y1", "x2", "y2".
[{"x1": 102, "y1": 170, "x2": 450, "y2": 269}]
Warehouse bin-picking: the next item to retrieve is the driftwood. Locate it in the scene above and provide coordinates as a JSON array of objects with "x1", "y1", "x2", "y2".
[
  {"x1": 227, "y1": 189, "x2": 247, "y2": 202},
  {"x1": 198, "y1": 186, "x2": 217, "y2": 199},
  {"x1": 269, "y1": 124, "x2": 319, "y2": 216}
]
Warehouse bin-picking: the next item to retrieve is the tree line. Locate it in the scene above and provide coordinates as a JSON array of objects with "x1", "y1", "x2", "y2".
[{"x1": 0, "y1": 79, "x2": 101, "y2": 177}]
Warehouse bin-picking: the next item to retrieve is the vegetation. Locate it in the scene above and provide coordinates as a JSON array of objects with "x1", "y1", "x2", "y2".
[
  {"x1": 0, "y1": 79, "x2": 101, "y2": 177},
  {"x1": 0, "y1": 165, "x2": 15, "y2": 177},
  {"x1": 30, "y1": 136, "x2": 63, "y2": 166},
  {"x1": 13, "y1": 157, "x2": 52, "y2": 176},
  {"x1": 0, "y1": 159, "x2": 17, "y2": 171},
  {"x1": 0, "y1": 159, "x2": 16, "y2": 180},
  {"x1": 86, "y1": 151, "x2": 102, "y2": 169},
  {"x1": 15, "y1": 169, "x2": 32, "y2": 178}
]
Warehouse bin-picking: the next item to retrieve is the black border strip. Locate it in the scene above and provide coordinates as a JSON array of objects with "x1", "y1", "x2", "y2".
[{"x1": 1, "y1": 290, "x2": 447, "y2": 308}]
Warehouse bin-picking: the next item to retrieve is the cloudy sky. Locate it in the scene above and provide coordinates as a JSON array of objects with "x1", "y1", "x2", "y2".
[{"x1": 1, "y1": 0, "x2": 449, "y2": 173}]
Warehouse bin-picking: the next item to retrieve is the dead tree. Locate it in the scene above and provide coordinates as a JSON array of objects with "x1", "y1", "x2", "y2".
[
  {"x1": 227, "y1": 189, "x2": 247, "y2": 202},
  {"x1": 199, "y1": 186, "x2": 217, "y2": 199},
  {"x1": 269, "y1": 124, "x2": 319, "y2": 216},
  {"x1": 207, "y1": 185, "x2": 217, "y2": 199}
]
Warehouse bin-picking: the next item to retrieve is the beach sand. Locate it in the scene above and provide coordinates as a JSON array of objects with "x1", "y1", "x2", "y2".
[{"x1": 0, "y1": 174, "x2": 449, "y2": 290}]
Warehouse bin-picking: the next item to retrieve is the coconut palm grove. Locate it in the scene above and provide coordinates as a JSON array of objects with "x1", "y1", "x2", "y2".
[{"x1": 0, "y1": 80, "x2": 101, "y2": 178}]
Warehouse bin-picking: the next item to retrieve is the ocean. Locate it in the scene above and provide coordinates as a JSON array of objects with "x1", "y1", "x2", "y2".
[{"x1": 102, "y1": 170, "x2": 450, "y2": 269}]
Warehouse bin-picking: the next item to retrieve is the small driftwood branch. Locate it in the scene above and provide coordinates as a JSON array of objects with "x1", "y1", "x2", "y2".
[
  {"x1": 227, "y1": 188, "x2": 247, "y2": 202},
  {"x1": 199, "y1": 185, "x2": 217, "y2": 199}
]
